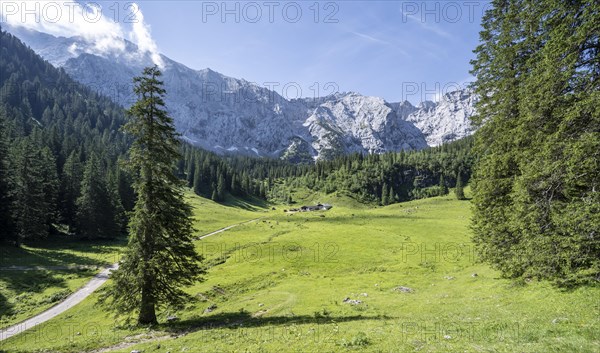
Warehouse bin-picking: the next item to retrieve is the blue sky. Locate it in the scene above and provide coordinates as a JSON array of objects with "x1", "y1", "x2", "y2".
[
  {"x1": 2, "y1": 1, "x2": 488, "y2": 103},
  {"x1": 137, "y1": 1, "x2": 487, "y2": 103}
]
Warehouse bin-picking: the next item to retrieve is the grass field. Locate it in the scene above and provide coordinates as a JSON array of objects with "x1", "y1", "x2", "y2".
[{"x1": 1, "y1": 189, "x2": 599, "y2": 352}]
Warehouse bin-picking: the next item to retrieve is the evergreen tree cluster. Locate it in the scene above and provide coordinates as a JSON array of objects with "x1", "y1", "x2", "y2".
[
  {"x1": 470, "y1": 0, "x2": 600, "y2": 285},
  {"x1": 0, "y1": 29, "x2": 133, "y2": 244},
  {"x1": 177, "y1": 145, "x2": 273, "y2": 202},
  {"x1": 263, "y1": 137, "x2": 474, "y2": 205}
]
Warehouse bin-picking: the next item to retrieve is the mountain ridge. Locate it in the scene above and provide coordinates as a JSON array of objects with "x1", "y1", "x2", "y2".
[{"x1": 5, "y1": 24, "x2": 477, "y2": 160}]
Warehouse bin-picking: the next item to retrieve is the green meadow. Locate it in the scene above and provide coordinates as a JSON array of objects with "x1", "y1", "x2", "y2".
[{"x1": 1, "y1": 190, "x2": 598, "y2": 352}]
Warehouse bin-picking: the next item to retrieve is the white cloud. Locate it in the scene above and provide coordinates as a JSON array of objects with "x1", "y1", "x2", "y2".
[
  {"x1": 0, "y1": 1, "x2": 163, "y2": 67},
  {"x1": 349, "y1": 31, "x2": 390, "y2": 46},
  {"x1": 128, "y1": 3, "x2": 164, "y2": 68}
]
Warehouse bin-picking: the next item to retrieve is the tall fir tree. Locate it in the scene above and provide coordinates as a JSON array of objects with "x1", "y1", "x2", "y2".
[{"x1": 104, "y1": 66, "x2": 203, "y2": 325}]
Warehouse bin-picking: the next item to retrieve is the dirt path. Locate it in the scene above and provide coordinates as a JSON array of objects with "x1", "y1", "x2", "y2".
[{"x1": 0, "y1": 218, "x2": 261, "y2": 342}]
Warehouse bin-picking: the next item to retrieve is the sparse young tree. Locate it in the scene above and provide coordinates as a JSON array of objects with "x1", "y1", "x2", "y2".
[{"x1": 104, "y1": 66, "x2": 203, "y2": 325}]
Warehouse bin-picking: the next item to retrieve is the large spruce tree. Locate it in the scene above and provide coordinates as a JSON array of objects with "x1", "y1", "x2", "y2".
[
  {"x1": 104, "y1": 66, "x2": 203, "y2": 324},
  {"x1": 471, "y1": 0, "x2": 599, "y2": 285}
]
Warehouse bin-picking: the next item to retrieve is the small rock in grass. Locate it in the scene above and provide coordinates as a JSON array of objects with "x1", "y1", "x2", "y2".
[
  {"x1": 443, "y1": 335, "x2": 451, "y2": 340},
  {"x1": 393, "y1": 286, "x2": 413, "y2": 293},
  {"x1": 258, "y1": 303, "x2": 264, "y2": 307},
  {"x1": 342, "y1": 297, "x2": 362, "y2": 305},
  {"x1": 166, "y1": 315, "x2": 178, "y2": 322},
  {"x1": 360, "y1": 293, "x2": 368, "y2": 297},
  {"x1": 471, "y1": 273, "x2": 478, "y2": 277},
  {"x1": 204, "y1": 304, "x2": 217, "y2": 313},
  {"x1": 444, "y1": 276, "x2": 455, "y2": 280},
  {"x1": 131, "y1": 350, "x2": 141, "y2": 353}
]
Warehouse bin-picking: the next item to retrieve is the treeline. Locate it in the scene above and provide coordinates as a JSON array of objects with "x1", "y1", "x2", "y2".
[
  {"x1": 176, "y1": 136, "x2": 473, "y2": 206},
  {"x1": 0, "y1": 29, "x2": 133, "y2": 244},
  {"x1": 470, "y1": 0, "x2": 599, "y2": 286},
  {"x1": 265, "y1": 137, "x2": 473, "y2": 205},
  {"x1": 177, "y1": 144, "x2": 286, "y2": 201}
]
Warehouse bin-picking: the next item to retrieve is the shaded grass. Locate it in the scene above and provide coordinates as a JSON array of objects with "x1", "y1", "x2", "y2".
[
  {"x1": 0, "y1": 269, "x2": 95, "y2": 329},
  {"x1": 0, "y1": 237, "x2": 127, "y2": 268},
  {"x1": 185, "y1": 190, "x2": 271, "y2": 235}
]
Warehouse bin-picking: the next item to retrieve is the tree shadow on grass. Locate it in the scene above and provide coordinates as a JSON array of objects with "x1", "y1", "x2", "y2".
[
  {"x1": 162, "y1": 311, "x2": 391, "y2": 335},
  {"x1": 222, "y1": 195, "x2": 270, "y2": 212},
  {"x1": 0, "y1": 270, "x2": 70, "y2": 294},
  {"x1": 0, "y1": 237, "x2": 126, "y2": 268}
]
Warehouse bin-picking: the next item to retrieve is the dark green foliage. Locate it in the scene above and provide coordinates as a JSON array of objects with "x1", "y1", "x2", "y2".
[
  {"x1": 454, "y1": 172, "x2": 465, "y2": 200},
  {"x1": 439, "y1": 174, "x2": 449, "y2": 195},
  {"x1": 60, "y1": 150, "x2": 83, "y2": 227},
  {"x1": 266, "y1": 137, "x2": 473, "y2": 204},
  {"x1": 0, "y1": 111, "x2": 16, "y2": 244},
  {"x1": 115, "y1": 165, "x2": 135, "y2": 212},
  {"x1": 0, "y1": 29, "x2": 129, "y2": 243},
  {"x1": 76, "y1": 153, "x2": 123, "y2": 239},
  {"x1": 193, "y1": 162, "x2": 202, "y2": 195},
  {"x1": 104, "y1": 67, "x2": 203, "y2": 325},
  {"x1": 179, "y1": 144, "x2": 274, "y2": 201},
  {"x1": 470, "y1": 0, "x2": 600, "y2": 285},
  {"x1": 381, "y1": 182, "x2": 390, "y2": 205},
  {"x1": 12, "y1": 139, "x2": 56, "y2": 242}
]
